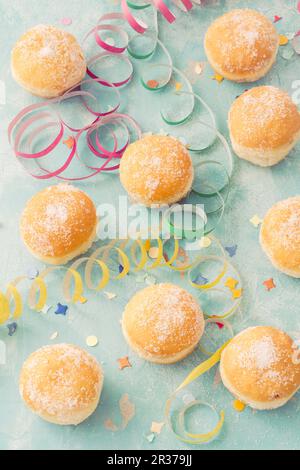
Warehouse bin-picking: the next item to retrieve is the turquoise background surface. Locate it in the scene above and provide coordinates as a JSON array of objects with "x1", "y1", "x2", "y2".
[{"x1": 0, "y1": 0, "x2": 300, "y2": 450}]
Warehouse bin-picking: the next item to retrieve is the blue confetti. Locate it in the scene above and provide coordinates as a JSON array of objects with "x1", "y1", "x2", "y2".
[
  {"x1": 193, "y1": 274, "x2": 209, "y2": 286},
  {"x1": 55, "y1": 303, "x2": 68, "y2": 316},
  {"x1": 119, "y1": 264, "x2": 124, "y2": 273},
  {"x1": 225, "y1": 245, "x2": 238, "y2": 257},
  {"x1": 7, "y1": 322, "x2": 17, "y2": 336}
]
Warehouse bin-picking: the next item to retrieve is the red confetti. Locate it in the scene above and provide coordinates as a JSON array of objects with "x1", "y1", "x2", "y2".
[
  {"x1": 273, "y1": 15, "x2": 282, "y2": 23},
  {"x1": 263, "y1": 278, "x2": 276, "y2": 291},
  {"x1": 216, "y1": 322, "x2": 225, "y2": 329}
]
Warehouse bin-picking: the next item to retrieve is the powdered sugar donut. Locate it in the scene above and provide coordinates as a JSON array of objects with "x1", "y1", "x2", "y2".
[
  {"x1": 204, "y1": 9, "x2": 279, "y2": 82},
  {"x1": 19, "y1": 344, "x2": 103, "y2": 425},
  {"x1": 228, "y1": 86, "x2": 300, "y2": 166},
  {"x1": 11, "y1": 24, "x2": 86, "y2": 98},
  {"x1": 122, "y1": 283, "x2": 204, "y2": 364},
  {"x1": 119, "y1": 135, "x2": 194, "y2": 207},
  {"x1": 260, "y1": 196, "x2": 300, "y2": 277},
  {"x1": 220, "y1": 326, "x2": 300, "y2": 410},
  {"x1": 20, "y1": 184, "x2": 97, "y2": 265}
]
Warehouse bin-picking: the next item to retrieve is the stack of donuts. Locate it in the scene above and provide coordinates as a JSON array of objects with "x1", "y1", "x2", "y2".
[{"x1": 8, "y1": 7, "x2": 300, "y2": 428}]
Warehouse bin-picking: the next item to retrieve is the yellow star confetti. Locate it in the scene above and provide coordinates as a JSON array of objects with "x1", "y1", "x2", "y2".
[
  {"x1": 212, "y1": 73, "x2": 224, "y2": 83},
  {"x1": 233, "y1": 399, "x2": 246, "y2": 412},
  {"x1": 79, "y1": 296, "x2": 88, "y2": 304},
  {"x1": 86, "y1": 335, "x2": 98, "y2": 347},
  {"x1": 250, "y1": 214, "x2": 263, "y2": 227},
  {"x1": 118, "y1": 356, "x2": 132, "y2": 370},
  {"x1": 199, "y1": 236, "x2": 212, "y2": 248},
  {"x1": 279, "y1": 34, "x2": 289, "y2": 46},
  {"x1": 231, "y1": 288, "x2": 242, "y2": 300},
  {"x1": 151, "y1": 421, "x2": 165, "y2": 434},
  {"x1": 225, "y1": 277, "x2": 238, "y2": 290}
]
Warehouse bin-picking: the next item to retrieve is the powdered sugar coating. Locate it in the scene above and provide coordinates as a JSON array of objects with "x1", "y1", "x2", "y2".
[
  {"x1": 205, "y1": 9, "x2": 278, "y2": 78},
  {"x1": 20, "y1": 184, "x2": 97, "y2": 258},
  {"x1": 19, "y1": 344, "x2": 103, "y2": 425},
  {"x1": 229, "y1": 86, "x2": 300, "y2": 150},
  {"x1": 11, "y1": 24, "x2": 86, "y2": 97},
  {"x1": 119, "y1": 135, "x2": 194, "y2": 206},
  {"x1": 260, "y1": 196, "x2": 300, "y2": 275},
  {"x1": 123, "y1": 283, "x2": 204, "y2": 357},
  {"x1": 221, "y1": 326, "x2": 300, "y2": 402}
]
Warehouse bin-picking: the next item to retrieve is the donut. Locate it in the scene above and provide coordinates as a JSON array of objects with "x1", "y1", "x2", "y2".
[
  {"x1": 220, "y1": 326, "x2": 300, "y2": 410},
  {"x1": 204, "y1": 9, "x2": 279, "y2": 82},
  {"x1": 122, "y1": 283, "x2": 204, "y2": 364},
  {"x1": 260, "y1": 196, "x2": 300, "y2": 277},
  {"x1": 119, "y1": 135, "x2": 194, "y2": 207},
  {"x1": 20, "y1": 184, "x2": 97, "y2": 265},
  {"x1": 11, "y1": 24, "x2": 86, "y2": 98},
  {"x1": 19, "y1": 344, "x2": 103, "y2": 425},
  {"x1": 228, "y1": 86, "x2": 300, "y2": 166}
]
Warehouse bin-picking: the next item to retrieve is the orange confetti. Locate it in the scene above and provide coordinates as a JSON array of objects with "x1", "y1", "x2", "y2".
[
  {"x1": 279, "y1": 34, "x2": 289, "y2": 46},
  {"x1": 233, "y1": 399, "x2": 246, "y2": 412},
  {"x1": 231, "y1": 288, "x2": 242, "y2": 300},
  {"x1": 147, "y1": 79, "x2": 159, "y2": 89},
  {"x1": 263, "y1": 278, "x2": 276, "y2": 291},
  {"x1": 63, "y1": 136, "x2": 75, "y2": 148},
  {"x1": 151, "y1": 421, "x2": 165, "y2": 434},
  {"x1": 118, "y1": 356, "x2": 132, "y2": 370},
  {"x1": 104, "y1": 418, "x2": 118, "y2": 432}
]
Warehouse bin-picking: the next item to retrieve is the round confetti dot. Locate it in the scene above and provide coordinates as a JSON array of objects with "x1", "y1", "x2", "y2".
[
  {"x1": 233, "y1": 399, "x2": 246, "y2": 412},
  {"x1": 199, "y1": 236, "x2": 212, "y2": 248},
  {"x1": 60, "y1": 17, "x2": 72, "y2": 26},
  {"x1": 86, "y1": 335, "x2": 99, "y2": 347}
]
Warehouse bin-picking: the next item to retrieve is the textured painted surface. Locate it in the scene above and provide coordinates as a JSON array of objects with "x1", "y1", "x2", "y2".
[{"x1": 0, "y1": 0, "x2": 300, "y2": 450}]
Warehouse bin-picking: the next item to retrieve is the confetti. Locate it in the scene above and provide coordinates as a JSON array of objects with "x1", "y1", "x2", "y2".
[
  {"x1": 148, "y1": 247, "x2": 159, "y2": 259},
  {"x1": 55, "y1": 303, "x2": 68, "y2": 316},
  {"x1": 225, "y1": 277, "x2": 238, "y2": 290},
  {"x1": 118, "y1": 264, "x2": 124, "y2": 273},
  {"x1": 194, "y1": 62, "x2": 204, "y2": 75},
  {"x1": 249, "y1": 214, "x2": 263, "y2": 227},
  {"x1": 175, "y1": 81, "x2": 183, "y2": 92},
  {"x1": 231, "y1": 288, "x2": 242, "y2": 300},
  {"x1": 263, "y1": 278, "x2": 276, "y2": 291},
  {"x1": 7, "y1": 322, "x2": 17, "y2": 336},
  {"x1": 216, "y1": 322, "x2": 224, "y2": 329},
  {"x1": 104, "y1": 419, "x2": 118, "y2": 432},
  {"x1": 119, "y1": 394, "x2": 135, "y2": 429},
  {"x1": 199, "y1": 236, "x2": 212, "y2": 248},
  {"x1": 60, "y1": 17, "x2": 72, "y2": 26},
  {"x1": 146, "y1": 433, "x2": 156, "y2": 443},
  {"x1": 86, "y1": 335, "x2": 99, "y2": 347},
  {"x1": 147, "y1": 79, "x2": 159, "y2": 89},
  {"x1": 212, "y1": 73, "x2": 224, "y2": 83},
  {"x1": 225, "y1": 245, "x2": 237, "y2": 257},
  {"x1": 279, "y1": 34, "x2": 289, "y2": 46},
  {"x1": 40, "y1": 304, "x2": 52, "y2": 314},
  {"x1": 50, "y1": 331, "x2": 58, "y2": 340},
  {"x1": 27, "y1": 267, "x2": 39, "y2": 279},
  {"x1": 118, "y1": 356, "x2": 132, "y2": 370},
  {"x1": 79, "y1": 296, "x2": 88, "y2": 304},
  {"x1": 63, "y1": 136, "x2": 75, "y2": 148},
  {"x1": 151, "y1": 421, "x2": 165, "y2": 434},
  {"x1": 104, "y1": 291, "x2": 117, "y2": 300},
  {"x1": 233, "y1": 399, "x2": 246, "y2": 412},
  {"x1": 193, "y1": 273, "x2": 209, "y2": 286},
  {"x1": 273, "y1": 15, "x2": 282, "y2": 23}
]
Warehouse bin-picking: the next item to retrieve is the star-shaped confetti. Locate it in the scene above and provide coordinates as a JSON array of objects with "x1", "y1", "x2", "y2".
[
  {"x1": 104, "y1": 291, "x2": 117, "y2": 300},
  {"x1": 150, "y1": 421, "x2": 165, "y2": 434},
  {"x1": 147, "y1": 79, "x2": 159, "y2": 89},
  {"x1": 263, "y1": 278, "x2": 276, "y2": 291},
  {"x1": 118, "y1": 356, "x2": 132, "y2": 370},
  {"x1": 7, "y1": 322, "x2": 17, "y2": 336},
  {"x1": 55, "y1": 303, "x2": 68, "y2": 316},
  {"x1": 193, "y1": 273, "x2": 209, "y2": 286},
  {"x1": 212, "y1": 73, "x2": 224, "y2": 83},
  {"x1": 250, "y1": 214, "x2": 263, "y2": 227},
  {"x1": 79, "y1": 296, "x2": 88, "y2": 304},
  {"x1": 231, "y1": 288, "x2": 242, "y2": 300},
  {"x1": 233, "y1": 399, "x2": 246, "y2": 412},
  {"x1": 119, "y1": 264, "x2": 124, "y2": 274},
  {"x1": 273, "y1": 15, "x2": 282, "y2": 23},
  {"x1": 63, "y1": 136, "x2": 75, "y2": 149},
  {"x1": 225, "y1": 245, "x2": 238, "y2": 257},
  {"x1": 225, "y1": 277, "x2": 238, "y2": 290},
  {"x1": 279, "y1": 34, "x2": 289, "y2": 46}
]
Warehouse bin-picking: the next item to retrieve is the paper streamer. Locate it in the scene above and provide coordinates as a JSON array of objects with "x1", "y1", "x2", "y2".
[{"x1": 165, "y1": 341, "x2": 230, "y2": 444}]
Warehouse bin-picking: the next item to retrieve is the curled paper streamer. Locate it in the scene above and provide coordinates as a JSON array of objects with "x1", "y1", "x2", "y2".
[
  {"x1": 165, "y1": 341, "x2": 230, "y2": 444},
  {"x1": 0, "y1": 237, "x2": 242, "y2": 325}
]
